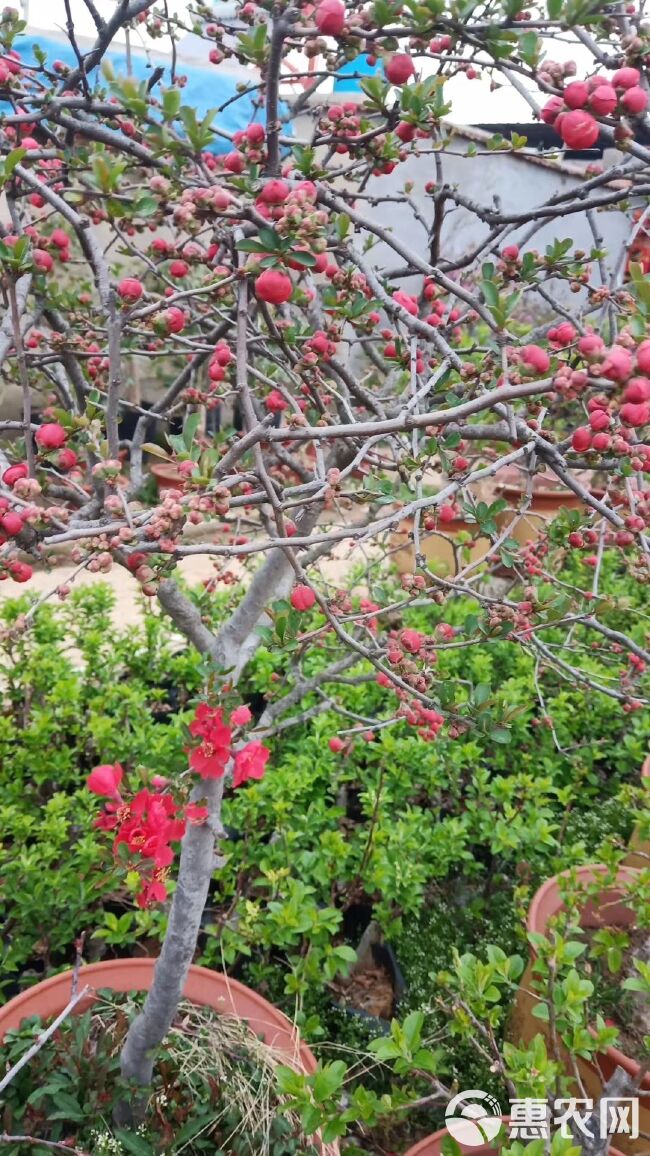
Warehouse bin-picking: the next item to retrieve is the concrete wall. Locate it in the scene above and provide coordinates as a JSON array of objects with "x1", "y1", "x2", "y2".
[
  {"x1": 359, "y1": 137, "x2": 631, "y2": 304},
  {"x1": 293, "y1": 99, "x2": 631, "y2": 311}
]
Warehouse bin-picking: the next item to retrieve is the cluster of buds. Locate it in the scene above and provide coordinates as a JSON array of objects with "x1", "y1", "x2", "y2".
[{"x1": 542, "y1": 67, "x2": 648, "y2": 150}]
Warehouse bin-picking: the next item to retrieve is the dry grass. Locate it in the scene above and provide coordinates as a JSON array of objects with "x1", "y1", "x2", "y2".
[{"x1": 91, "y1": 993, "x2": 333, "y2": 1156}]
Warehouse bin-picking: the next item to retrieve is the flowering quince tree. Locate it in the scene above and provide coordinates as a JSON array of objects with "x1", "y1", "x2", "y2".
[{"x1": 0, "y1": 0, "x2": 648, "y2": 1104}]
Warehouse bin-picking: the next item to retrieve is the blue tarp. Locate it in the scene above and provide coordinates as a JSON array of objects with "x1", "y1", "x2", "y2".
[
  {"x1": 12, "y1": 34, "x2": 264, "y2": 153},
  {"x1": 333, "y1": 54, "x2": 381, "y2": 93}
]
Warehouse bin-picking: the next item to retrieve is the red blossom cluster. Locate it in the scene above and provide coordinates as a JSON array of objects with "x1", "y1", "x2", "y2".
[
  {"x1": 88, "y1": 702, "x2": 271, "y2": 905},
  {"x1": 88, "y1": 763, "x2": 208, "y2": 907},
  {"x1": 187, "y1": 701, "x2": 271, "y2": 783}
]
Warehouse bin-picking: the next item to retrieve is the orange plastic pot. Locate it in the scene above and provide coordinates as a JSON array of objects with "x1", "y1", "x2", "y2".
[
  {"x1": 0, "y1": 960, "x2": 339, "y2": 1153},
  {"x1": 510, "y1": 865, "x2": 646, "y2": 1155},
  {"x1": 624, "y1": 754, "x2": 650, "y2": 870},
  {"x1": 493, "y1": 470, "x2": 604, "y2": 549},
  {"x1": 0, "y1": 958, "x2": 316, "y2": 1069},
  {"x1": 391, "y1": 517, "x2": 490, "y2": 576},
  {"x1": 149, "y1": 462, "x2": 185, "y2": 494},
  {"x1": 403, "y1": 1122, "x2": 625, "y2": 1156},
  {"x1": 404, "y1": 1119, "x2": 510, "y2": 1156}
]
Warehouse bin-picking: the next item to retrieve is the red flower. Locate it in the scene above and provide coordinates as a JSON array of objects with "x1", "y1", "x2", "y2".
[
  {"x1": 188, "y1": 703, "x2": 233, "y2": 779},
  {"x1": 87, "y1": 763, "x2": 124, "y2": 798},
  {"x1": 136, "y1": 869, "x2": 169, "y2": 908},
  {"x1": 233, "y1": 741, "x2": 270, "y2": 788},
  {"x1": 114, "y1": 789, "x2": 184, "y2": 866}
]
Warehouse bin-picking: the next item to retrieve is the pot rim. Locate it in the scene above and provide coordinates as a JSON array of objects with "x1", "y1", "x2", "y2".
[
  {"x1": 149, "y1": 462, "x2": 185, "y2": 478},
  {"x1": 0, "y1": 960, "x2": 340, "y2": 1152},
  {"x1": 403, "y1": 1121, "x2": 626, "y2": 1156},
  {"x1": 0, "y1": 959, "x2": 316, "y2": 1072},
  {"x1": 527, "y1": 863, "x2": 641, "y2": 939},
  {"x1": 404, "y1": 1118, "x2": 512, "y2": 1156}
]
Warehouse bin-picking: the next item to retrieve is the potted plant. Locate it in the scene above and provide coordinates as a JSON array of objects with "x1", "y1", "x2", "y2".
[
  {"x1": 492, "y1": 468, "x2": 607, "y2": 549},
  {"x1": 391, "y1": 508, "x2": 492, "y2": 576},
  {"x1": 149, "y1": 461, "x2": 189, "y2": 494},
  {"x1": 403, "y1": 1123, "x2": 628, "y2": 1156},
  {"x1": 404, "y1": 1119, "x2": 511, "y2": 1156},
  {"x1": 509, "y1": 863, "x2": 650, "y2": 1152},
  {"x1": 0, "y1": 716, "x2": 343, "y2": 1152}
]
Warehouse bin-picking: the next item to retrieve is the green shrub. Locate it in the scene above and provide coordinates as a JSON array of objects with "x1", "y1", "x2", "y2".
[{"x1": 0, "y1": 573, "x2": 648, "y2": 1017}]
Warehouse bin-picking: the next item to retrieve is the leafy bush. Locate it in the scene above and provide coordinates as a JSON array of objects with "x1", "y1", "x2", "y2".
[{"x1": 1, "y1": 576, "x2": 648, "y2": 1015}]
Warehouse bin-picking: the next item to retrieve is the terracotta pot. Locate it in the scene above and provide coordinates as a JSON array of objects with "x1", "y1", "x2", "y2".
[
  {"x1": 391, "y1": 517, "x2": 491, "y2": 577},
  {"x1": 623, "y1": 754, "x2": 650, "y2": 870},
  {"x1": 0, "y1": 957, "x2": 314, "y2": 1063},
  {"x1": 0, "y1": 960, "x2": 339, "y2": 1153},
  {"x1": 403, "y1": 1122, "x2": 625, "y2": 1156},
  {"x1": 509, "y1": 865, "x2": 646, "y2": 1155},
  {"x1": 0, "y1": 959, "x2": 314, "y2": 1063},
  {"x1": 149, "y1": 462, "x2": 185, "y2": 494},
  {"x1": 404, "y1": 1118, "x2": 510, "y2": 1156},
  {"x1": 492, "y1": 469, "x2": 608, "y2": 549}
]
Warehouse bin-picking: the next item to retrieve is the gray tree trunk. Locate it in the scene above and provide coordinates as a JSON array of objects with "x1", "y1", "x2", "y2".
[{"x1": 119, "y1": 505, "x2": 320, "y2": 1086}]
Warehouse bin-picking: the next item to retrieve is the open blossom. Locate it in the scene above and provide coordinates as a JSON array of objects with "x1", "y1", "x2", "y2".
[
  {"x1": 91, "y1": 785, "x2": 196, "y2": 908},
  {"x1": 136, "y1": 871, "x2": 170, "y2": 908},
  {"x1": 188, "y1": 703, "x2": 233, "y2": 779},
  {"x1": 114, "y1": 789, "x2": 185, "y2": 866},
  {"x1": 233, "y1": 741, "x2": 270, "y2": 788}
]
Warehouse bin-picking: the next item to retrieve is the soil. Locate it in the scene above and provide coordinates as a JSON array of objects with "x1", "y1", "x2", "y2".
[{"x1": 330, "y1": 958, "x2": 395, "y2": 1019}]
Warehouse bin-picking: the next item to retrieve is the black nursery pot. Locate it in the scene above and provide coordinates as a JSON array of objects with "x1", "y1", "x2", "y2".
[{"x1": 331, "y1": 941, "x2": 407, "y2": 1036}]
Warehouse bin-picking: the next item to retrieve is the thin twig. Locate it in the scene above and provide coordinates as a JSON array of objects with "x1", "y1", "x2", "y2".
[{"x1": 0, "y1": 986, "x2": 91, "y2": 1095}]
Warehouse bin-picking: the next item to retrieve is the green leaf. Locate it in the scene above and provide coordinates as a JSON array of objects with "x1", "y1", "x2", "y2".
[
  {"x1": 490, "y1": 728, "x2": 511, "y2": 744},
  {"x1": 114, "y1": 1129, "x2": 156, "y2": 1156},
  {"x1": 257, "y1": 225, "x2": 283, "y2": 250},
  {"x1": 173, "y1": 1112, "x2": 220, "y2": 1146},
  {"x1": 161, "y1": 87, "x2": 182, "y2": 120},
  {"x1": 183, "y1": 411, "x2": 201, "y2": 451},
  {"x1": 141, "y1": 442, "x2": 171, "y2": 460},
  {"x1": 236, "y1": 238, "x2": 272, "y2": 253},
  {"x1": 5, "y1": 146, "x2": 26, "y2": 177},
  {"x1": 134, "y1": 195, "x2": 158, "y2": 218},
  {"x1": 441, "y1": 1136, "x2": 464, "y2": 1156},
  {"x1": 337, "y1": 213, "x2": 351, "y2": 240},
  {"x1": 47, "y1": 1091, "x2": 87, "y2": 1121},
  {"x1": 288, "y1": 250, "x2": 317, "y2": 267},
  {"x1": 482, "y1": 280, "x2": 500, "y2": 309},
  {"x1": 518, "y1": 29, "x2": 541, "y2": 66},
  {"x1": 474, "y1": 683, "x2": 491, "y2": 706},
  {"x1": 312, "y1": 1060, "x2": 347, "y2": 1102}
]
